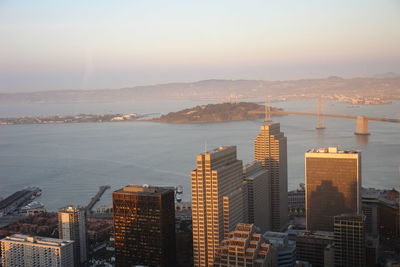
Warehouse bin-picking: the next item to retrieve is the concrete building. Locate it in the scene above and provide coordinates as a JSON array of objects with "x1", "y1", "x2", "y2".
[
  {"x1": 243, "y1": 161, "x2": 271, "y2": 232},
  {"x1": 333, "y1": 213, "x2": 365, "y2": 267},
  {"x1": 362, "y1": 188, "x2": 380, "y2": 236},
  {"x1": 214, "y1": 223, "x2": 277, "y2": 267},
  {"x1": 254, "y1": 123, "x2": 288, "y2": 231},
  {"x1": 295, "y1": 231, "x2": 334, "y2": 267},
  {"x1": 288, "y1": 183, "x2": 305, "y2": 217},
  {"x1": 113, "y1": 185, "x2": 176, "y2": 267},
  {"x1": 305, "y1": 147, "x2": 361, "y2": 232},
  {"x1": 263, "y1": 232, "x2": 295, "y2": 267},
  {"x1": 191, "y1": 146, "x2": 244, "y2": 267},
  {"x1": 58, "y1": 205, "x2": 87, "y2": 267},
  {"x1": 1, "y1": 234, "x2": 74, "y2": 267}
]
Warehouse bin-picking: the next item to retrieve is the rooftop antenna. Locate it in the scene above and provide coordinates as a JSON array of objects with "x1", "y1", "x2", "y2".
[{"x1": 264, "y1": 96, "x2": 272, "y2": 123}]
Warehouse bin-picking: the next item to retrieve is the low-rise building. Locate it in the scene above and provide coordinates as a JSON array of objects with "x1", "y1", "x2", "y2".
[
  {"x1": 1, "y1": 234, "x2": 74, "y2": 267},
  {"x1": 263, "y1": 232, "x2": 295, "y2": 267}
]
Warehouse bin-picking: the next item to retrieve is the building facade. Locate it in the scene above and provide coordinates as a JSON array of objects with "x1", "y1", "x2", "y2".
[
  {"x1": 295, "y1": 231, "x2": 334, "y2": 267},
  {"x1": 333, "y1": 213, "x2": 365, "y2": 267},
  {"x1": 112, "y1": 185, "x2": 176, "y2": 267},
  {"x1": 214, "y1": 223, "x2": 277, "y2": 267},
  {"x1": 254, "y1": 123, "x2": 288, "y2": 231},
  {"x1": 305, "y1": 147, "x2": 361, "y2": 231},
  {"x1": 263, "y1": 232, "x2": 295, "y2": 267},
  {"x1": 191, "y1": 146, "x2": 244, "y2": 267},
  {"x1": 1, "y1": 234, "x2": 74, "y2": 267},
  {"x1": 58, "y1": 205, "x2": 87, "y2": 266},
  {"x1": 243, "y1": 161, "x2": 271, "y2": 232}
]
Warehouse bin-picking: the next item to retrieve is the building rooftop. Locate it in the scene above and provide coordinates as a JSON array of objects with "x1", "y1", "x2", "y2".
[
  {"x1": 200, "y1": 145, "x2": 235, "y2": 155},
  {"x1": 59, "y1": 205, "x2": 85, "y2": 212},
  {"x1": 306, "y1": 147, "x2": 360, "y2": 154},
  {"x1": 1, "y1": 234, "x2": 74, "y2": 248},
  {"x1": 114, "y1": 184, "x2": 174, "y2": 195}
]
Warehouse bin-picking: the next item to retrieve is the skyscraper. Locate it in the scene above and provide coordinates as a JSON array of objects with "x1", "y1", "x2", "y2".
[
  {"x1": 191, "y1": 146, "x2": 244, "y2": 267},
  {"x1": 305, "y1": 147, "x2": 361, "y2": 231},
  {"x1": 243, "y1": 160, "x2": 271, "y2": 232},
  {"x1": 213, "y1": 223, "x2": 277, "y2": 267},
  {"x1": 112, "y1": 185, "x2": 176, "y2": 267},
  {"x1": 1, "y1": 234, "x2": 74, "y2": 267},
  {"x1": 58, "y1": 205, "x2": 87, "y2": 267},
  {"x1": 254, "y1": 123, "x2": 288, "y2": 231},
  {"x1": 333, "y1": 213, "x2": 366, "y2": 267}
]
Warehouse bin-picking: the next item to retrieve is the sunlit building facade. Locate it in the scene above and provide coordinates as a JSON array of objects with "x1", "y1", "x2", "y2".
[
  {"x1": 58, "y1": 205, "x2": 87, "y2": 267},
  {"x1": 254, "y1": 123, "x2": 288, "y2": 231},
  {"x1": 112, "y1": 185, "x2": 176, "y2": 267},
  {"x1": 1, "y1": 234, "x2": 74, "y2": 267},
  {"x1": 191, "y1": 146, "x2": 244, "y2": 267},
  {"x1": 305, "y1": 147, "x2": 361, "y2": 231}
]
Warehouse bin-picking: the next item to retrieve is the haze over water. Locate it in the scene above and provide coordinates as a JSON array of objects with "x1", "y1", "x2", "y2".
[{"x1": 0, "y1": 99, "x2": 399, "y2": 210}]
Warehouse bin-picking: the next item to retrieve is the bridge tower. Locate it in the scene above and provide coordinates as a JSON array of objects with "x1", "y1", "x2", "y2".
[
  {"x1": 354, "y1": 116, "x2": 370, "y2": 135},
  {"x1": 264, "y1": 97, "x2": 272, "y2": 123},
  {"x1": 316, "y1": 96, "x2": 326, "y2": 129}
]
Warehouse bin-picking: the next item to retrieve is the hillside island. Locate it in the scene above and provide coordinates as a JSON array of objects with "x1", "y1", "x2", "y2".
[
  {"x1": 153, "y1": 102, "x2": 283, "y2": 123},
  {"x1": 0, "y1": 102, "x2": 283, "y2": 126}
]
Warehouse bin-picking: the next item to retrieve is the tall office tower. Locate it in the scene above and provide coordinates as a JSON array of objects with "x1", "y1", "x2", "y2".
[
  {"x1": 191, "y1": 146, "x2": 244, "y2": 267},
  {"x1": 254, "y1": 123, "x2": 288, "y2": 231},
  {"x1": 243, "y1": 161, "x2": 271, "y2": 232},
  {"x1": 214, "y1": 223, "x2": 277, "y2": 267},
  {"x1": 58, "y1": 205, "x2": 87, "y2": 266},
  {"x1": 295, "y1": 231, "x2": 334, "y2": 267},
  {"x1": 113, "y1": 185, "x2": 176, "y2": 267},
  {"x1": 305, "y1": 147, "x2": 361, "y2": 232},
  {"x1": 333, "y1": 213, "x2": 366, "y2": 267},
  {"x1": 1, "y1": 234, "x2": 74, "y2": 267}
]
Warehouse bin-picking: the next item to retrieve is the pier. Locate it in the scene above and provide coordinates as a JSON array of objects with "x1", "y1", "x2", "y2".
[{"x1": 86, "y1": 185, "x2": 110, "y2": 212}]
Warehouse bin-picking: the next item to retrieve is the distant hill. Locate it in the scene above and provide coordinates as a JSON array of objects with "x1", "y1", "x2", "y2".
[
  {"x1": 154, "y1": 102, "x2": 283, "y2": 123},
  {"x1": 1, "y1": 77, "x2": 399, "y2": 104}
]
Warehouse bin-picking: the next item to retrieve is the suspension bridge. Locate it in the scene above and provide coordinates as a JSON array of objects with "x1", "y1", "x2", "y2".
[{"x1": 265, "y1": 98, "x2": 400, "y2": 135}]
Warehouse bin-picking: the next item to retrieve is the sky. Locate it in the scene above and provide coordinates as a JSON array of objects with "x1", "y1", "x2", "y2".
[{"x1": 0, "y1": 0, "x2": 399, "y2": 92}]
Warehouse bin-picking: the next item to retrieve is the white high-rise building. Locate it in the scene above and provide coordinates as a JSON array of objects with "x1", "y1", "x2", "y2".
[
  {"x1": 191, "y1": 146, "x2": 244, "y2": 267},
  {"x1": 254, "y1": 123, "x2": 288, "y2": 231},
  {"x1": 1, "y1": 234, "x2": 74, "y2": 267},
  {"x1": 58, "y1": 205, "x2": 87, "y2": 266}
]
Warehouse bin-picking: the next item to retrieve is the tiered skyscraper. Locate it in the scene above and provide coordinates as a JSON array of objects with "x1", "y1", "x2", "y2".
[
  {"x1": 254, "y1": 123, "x2": 288, "y2": 231},
  {"x1": 191, "y1": 146, "x2": 244, "y2": 267},
  {"x1": 58, "y1": 205, "x2": 87, "y2": 267},
  {"x1": 112, "y1": 185, "x2": 176, "y2": 267},
  {"x1": 305, "y1": 147, "x2": 361, "y2": 231},
  {"x1": 213, "y1": 223, "x2": 277, "y2": 267}
]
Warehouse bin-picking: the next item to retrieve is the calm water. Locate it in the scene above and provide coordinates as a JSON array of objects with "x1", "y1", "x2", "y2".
[{"x1": 0, "y1": 99, "x2": 399, "y2": 210}]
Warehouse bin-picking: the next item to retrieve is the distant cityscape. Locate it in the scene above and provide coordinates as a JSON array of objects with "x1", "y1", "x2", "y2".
[{"x1": 0, "y1": 119, "x2": 399, "y2": 267}]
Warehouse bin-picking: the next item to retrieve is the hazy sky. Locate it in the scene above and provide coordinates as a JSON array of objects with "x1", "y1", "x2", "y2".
[{"x1": 1, "y1": 0, "x2": 399, "y2": 92}]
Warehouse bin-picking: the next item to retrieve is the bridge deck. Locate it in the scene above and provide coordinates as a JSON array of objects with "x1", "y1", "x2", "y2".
[
  {"x1": 86, "y1": 185, "x2": 111, "y2": 212},
  {"x1": 272, "y1": 111, "x2": 400, "y2": 123}
]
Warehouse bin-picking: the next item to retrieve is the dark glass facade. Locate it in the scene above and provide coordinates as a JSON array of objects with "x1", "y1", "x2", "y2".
[
  {"x1": 113, "y1": 186, "x2": 176, "y2": 267},
  {"x1": 306, "y1": 155, "x2": 360, "y2": 232}
]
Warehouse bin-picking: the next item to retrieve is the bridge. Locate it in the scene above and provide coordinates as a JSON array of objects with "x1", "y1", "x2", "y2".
[
  {"x1": 270, "y1": 111, "x2": 400, "y2": 135},
  {"x1": 262, "y1": 96, "x2": 399, "y2": 135},
  {"x1": 86, "y1": 185, "x2": 111, "y2": 213}
]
